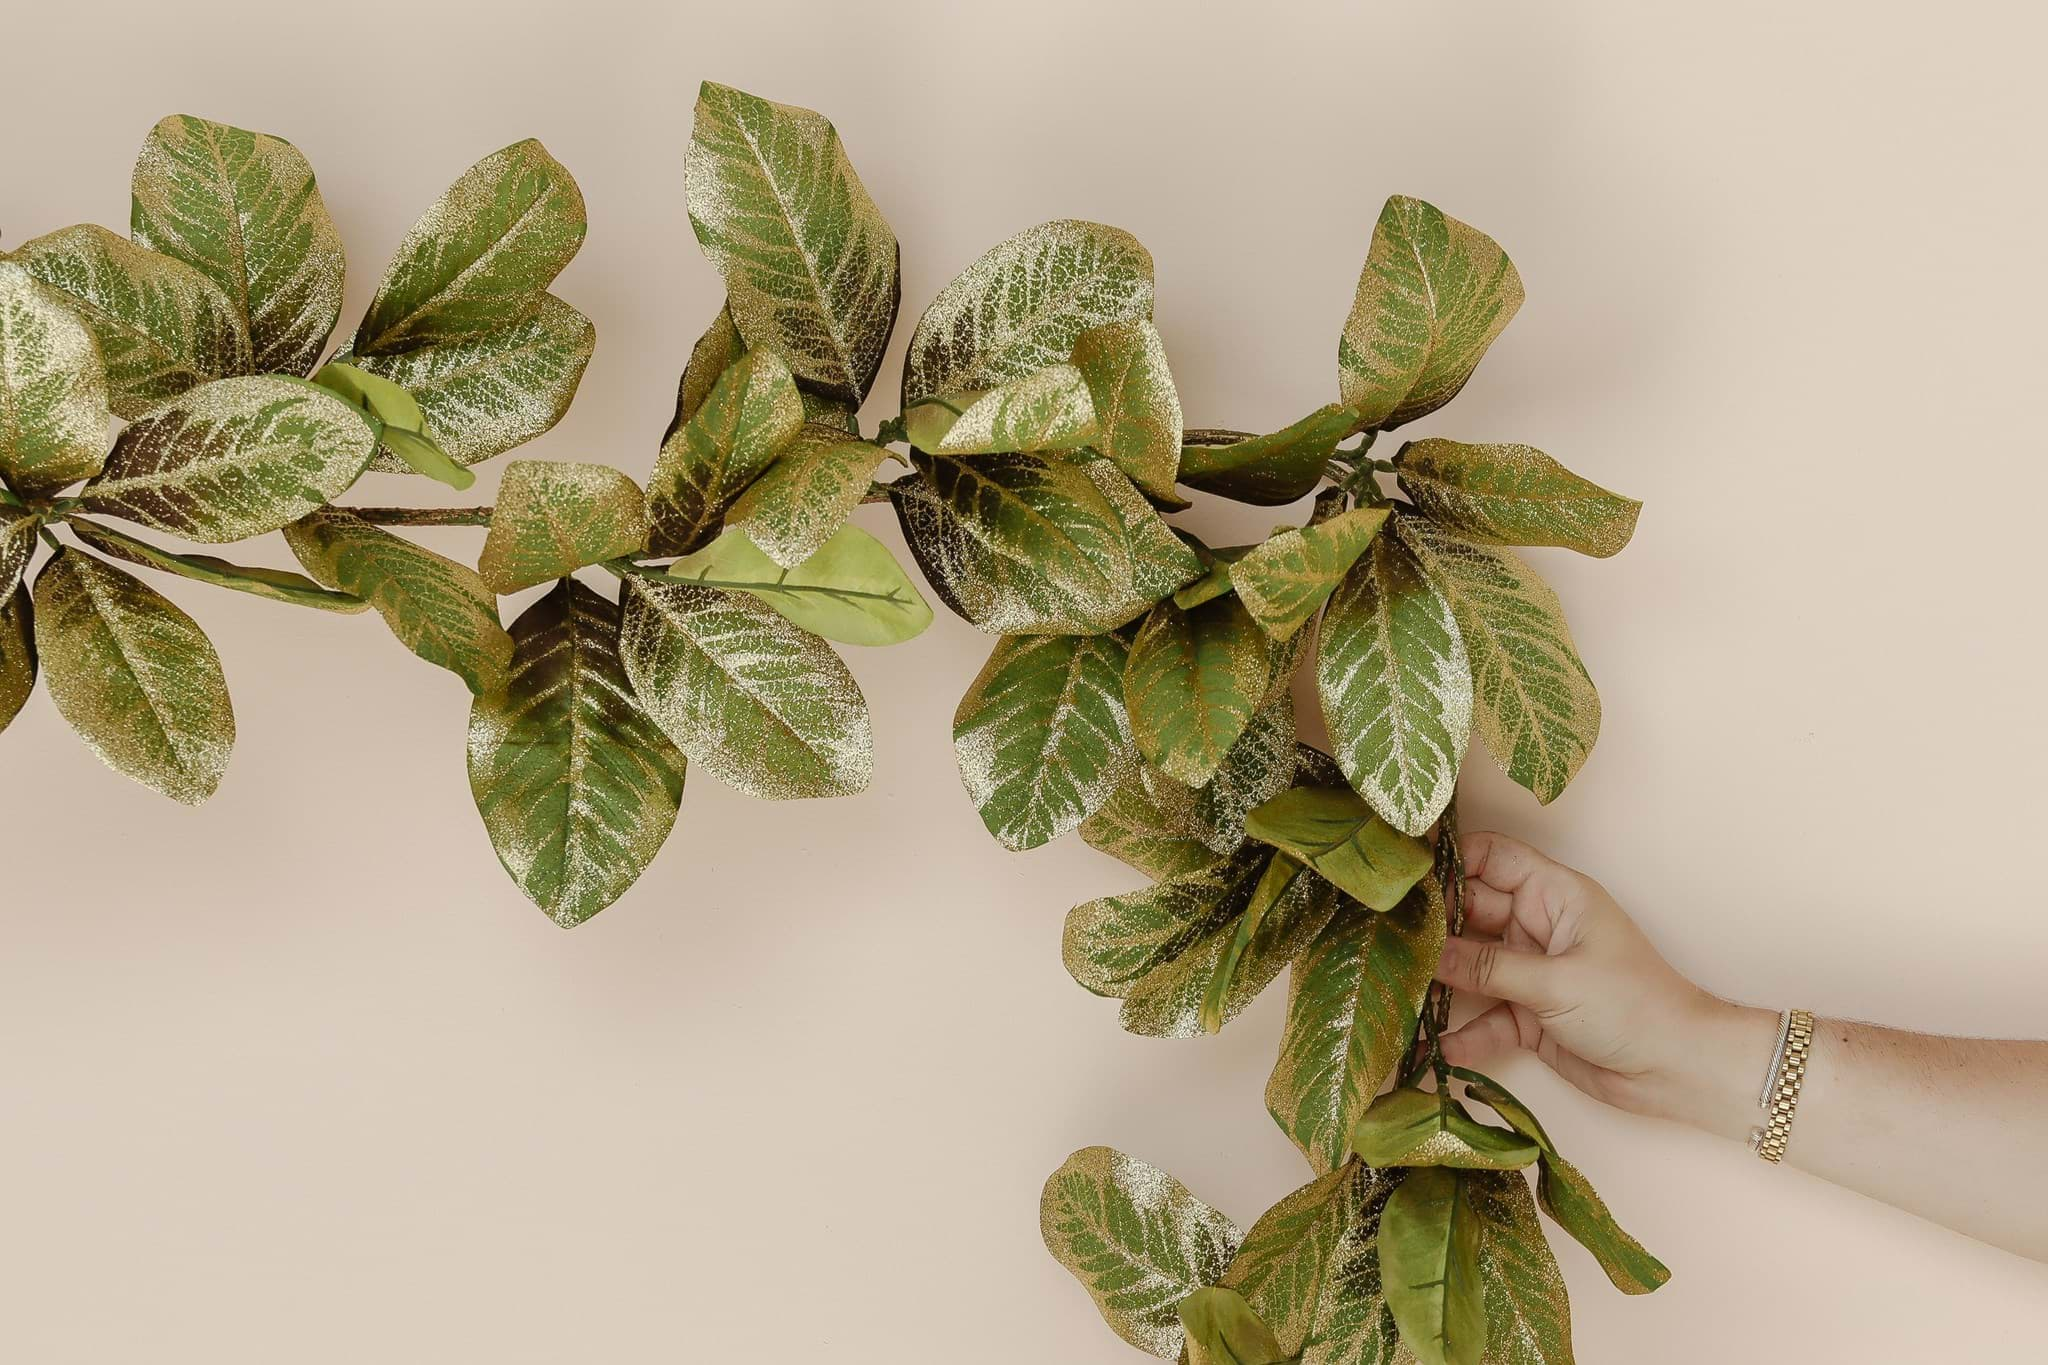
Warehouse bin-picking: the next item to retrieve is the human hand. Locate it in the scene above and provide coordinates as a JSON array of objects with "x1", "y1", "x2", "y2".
[{"x1": 1432, "y1": 830, "x2": 1778, "y2": 1141}]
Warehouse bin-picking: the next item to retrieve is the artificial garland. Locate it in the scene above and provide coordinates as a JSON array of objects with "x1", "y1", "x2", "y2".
[{"x1": 0, "y1": 84, "x2": 1656, "y2": 1363}]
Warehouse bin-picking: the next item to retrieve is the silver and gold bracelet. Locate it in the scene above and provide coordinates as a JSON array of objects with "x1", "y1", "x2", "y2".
[{"x1": 1749, "y1": 1008, "x2": 1815, "y2": 1162}]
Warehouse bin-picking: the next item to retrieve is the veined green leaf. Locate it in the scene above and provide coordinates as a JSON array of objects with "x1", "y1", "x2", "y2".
[
  {"x1": 32, "y1": 547, "x2": 233, "y2": 804},
  {"x1": 1245, "y1": 784, "x2": 1434, "y2": 911},
  {"x1": 0, "y1": 586, "x2": 35, "y2": 736},
  {"x1": 1379, "y1": 1167, "x2": 1488, "y2": 1365},
  {"x1": 722, "y1": 423, "x2": 882, "y2": 568},
  {"x1": 1189, "y1": 699, "x2": 1302, "y2": 855},
  {"x1": 468, "y1": 580, "x2": 687, "y2": 927},
  {"x1": 69, "y1": 516, "x2": 367, "y2": 613},
  {"x1": 1071, "y1": 318, "x2": 1182, "y2": 501},
  {"x1": 1040, "y1": 1146, "x2": 1242, "y2": 1360},
  {"x1": 1318, "y1": 531, "x2": 1471, "y2": 836},
  {"x1": 341, "y1": 293, "x2": 594, "y2": 471},
  {"x1": 1220, "y1": 1163, "x2": 1403, "y2": 1362},
  {"x1": 353, "y1": 139, "x2": 585, "y2": 356},
  {"x1": 1179, "y1": 405, "x2": 1355, "y2": 506},
  {"x1": 1267, "y1": 880, "x2": 1446, "y2": 1173},
  {"x1": 1467, "y1": 1172, "x2": 1574, "y2": 1365},
  {"x1": 1125, "y1": 596, "x2": 1272, "y2": 786},
  {"x1": 686, "y1": 81, "x2": 900, "y2": 404},
  {"x1": 81, "y1": 375, "x2": 377, "y2": 543},
  {"x1": 477, "y1": 459, "x2": 647, "y2": 594},
  {"x1": 1080, "y1": 764, "x2": 1225, "y2": 881},
  {"x1": 0, "y1": 261, "x2": 110, "y2": 496},
  {"x1": 1349, "y1": 1088, "x2": 1540, "y2": 1172},
  {"x1": 1460, "y1": 1071, "x2": 1669, "y2": 1295},
  {"x1": 648, "y1": 349, "x2": 803, "y2": 556},
  {"x1": 284, "y1": 507, "x2": 511, "y2": 695},
  {"x1": 12, "y1": 224, "x2": 249, "y2": 417},
  {"x1": 903, "y1": 363, "x2": 1098, "y2": 455},
  {"x1": 953, "y1": 632, "x2": 1136, "y2": 851},
  {"x1": 1, "y1": 505, "x2": 39, "y2": 603},
  {"x1": 1086, "y1": 455, "x2": 1204, "y2": 602},
  {"x1": 1339, "y1": 197, "x2": 1522, "y2": 431},
  {"x1": 619, "y1": 575, "x2": 871, "y2": 798},
  {"x1": 1398, "y1": 440, "x2": 1638, "y2": 559},
  {"x1": 905, "y1": 219, "x2": 1153, "y2": 406},
  {"x1": 667, "y1": 524, "x2": 930, "y2": 647},
  {"x1": 1397, "y1": 516, "x2": 1597, "y2": 806},
  {"x1": 1231, "y1": 506, "x2": 1389, "y2": 640},
  {"x1": 1178, "y1": 1287, "x2": 1289, "y2": 1365},
  {"x1": 130, "y1": 114, "x2": 344, "y2": 377},
  {"x1": 670, "y1": 304, "x2": 747, "y2": 436},
  {"x1": 1200, "y1": 852, "x2": 1312, "y2": 1034}
]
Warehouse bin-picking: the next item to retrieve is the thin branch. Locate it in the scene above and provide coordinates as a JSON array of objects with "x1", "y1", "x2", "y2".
[{"x1": 344, "y1": 505, "x2": 494, "y2": 527}]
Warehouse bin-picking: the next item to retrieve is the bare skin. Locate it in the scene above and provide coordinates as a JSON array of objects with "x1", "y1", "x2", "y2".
[{"x1": 1431, "y1": 830, "x2": 2048, "y2": 1263}]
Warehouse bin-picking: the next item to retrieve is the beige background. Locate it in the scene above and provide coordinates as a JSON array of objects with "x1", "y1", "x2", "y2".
[{"x1": 4, "y1": 0, "x2": 2045, "y2": 1358}]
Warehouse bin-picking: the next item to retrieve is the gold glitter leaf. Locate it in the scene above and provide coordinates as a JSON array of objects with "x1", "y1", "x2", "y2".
[
  {"x1": 669, "y1": 304, "x2": 746, "y2": 436},
  {"x1": 352, "y1": 140, "x2": 585, "y2": 357},
  {"x1": 686, "y1": 82, "x2": 899, "y2": 403},
  {"x1": 12, "y1": 224, "x2": 250, "y2": 418},
  {"x1": 647, "y1": 349, "x2": 804, "y2": 556},
  {"x1": 1, "y1": 505, "x2": 39, "y2": 603},
  {"x1": 1339, "y1": 198, "x2": 1523, "y2": 431},
  {"x1": 31, "y1": 547, "x2": 233, "y2": 804},
  {"x1": 1244, "y1": 784, "x2": 1435, "y2": 912},
  {"x1": 0, "y1": 261, "x2": 111, "y2": 496},
  {"x1": 0, "y1": 586, "x2": 34, "y2": 736},
  {"x1": 1188, "y1": 699, "x2": 1304, "y2": 856},
  {"x1": 130, "y1": 115, "x2": 345, "y2": 377},
  {"x1": 722, "y1": 423, "x2": 883, "y2": 569},
  {"x1": 1071, "y1": 318, "x2": 1182, "y2": 501},
  {"x1": 1080, "y1": 764, "x2": 1226, "y2": 881},
  {"x1": 1398, "y1": 441, "x2": 1639, "y2": 559},
  {"x1": 1125, "y1": 596, "x2": 1273, "y2": 786},
  {"x1": 953, "y1": 632, "x2": 1138, "y2": 851},
  {"x1": 902, "y1": 363, "x2": 1098, "y2": 456},
  {"x1": 1179, "y1": 405, "x2": 1357, "y2": 506},
  {"x1": 1220, "y1": 1163, "x2": 1403, "y2": 1361},
  {"x1": 1178, "y1": 1287, "x2": 1289, "y2": 1365},
  {"x1": 1267, "y1": 880, "x2": 1446, "y2": 1174},
  {"x1": 1230, "y1": 507, "x2": 1389, "y2": 641},
  {"x1": 1379, "y1": 1167, "x2": 1489, "y2": 1365},
  {"x1": 68, "y1": 517, "x2": 366, "y2": 614},
  {"x1": 477, "y1": 460, "x2": 647, "y2": 594},
  {"x1": 1039, "y1": 1146, "x2": 1242, "y2": 1359},
  {"x1": 81, "y1": 375, "x2": 377, "y2": 543},
  {"x1": 1466, "y1": 1172, "x2": 1574, "y2": 1365},
  {"x1": 1397, "y1": 516, "x2": 1597, "y2": 806},
  {"x1": 284, "y1": 507, "x2": 511, "y2": 696},
  {"x1": 1349, "y1": 1089, "x2": 1541, "y2": 1172},
  {"x1": 667, "y1": 524, "x2": 930, "y2": 647},
  {"x1": 1318, "y1": 531, "x2": 1471, "y2": 836},
  {"x1": 904, "y1": 220, "x2": 1154, "y2": 406},
  {"x1": 618, "y1": 575, "x2": 871, "y2": 799},
  {"x1": 1088, "y1": 456, "x2": 1205, "y2": 603},
  {"x1": 468, "y1": 580, "x2": 687, "y2": 928}
]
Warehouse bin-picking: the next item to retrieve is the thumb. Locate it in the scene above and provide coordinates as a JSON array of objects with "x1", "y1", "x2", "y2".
[{"x1": 1436, "y1": 935, "x2": 1568, "y2": 1010}]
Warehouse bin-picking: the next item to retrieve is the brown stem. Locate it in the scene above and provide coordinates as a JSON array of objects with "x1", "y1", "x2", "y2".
[{"x1": 344, "y1": 505, "x2": 494, "y2": 527}]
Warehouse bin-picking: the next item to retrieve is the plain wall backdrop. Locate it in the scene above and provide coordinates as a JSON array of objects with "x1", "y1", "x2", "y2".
[{"x1": 3, "y1": 1, "x2": 2044, "y2": 1358}]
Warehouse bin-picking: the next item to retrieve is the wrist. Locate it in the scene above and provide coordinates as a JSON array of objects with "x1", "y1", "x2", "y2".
[{"x1": 1659, "y1": 997, "x2": 1783, "y2": 1142}]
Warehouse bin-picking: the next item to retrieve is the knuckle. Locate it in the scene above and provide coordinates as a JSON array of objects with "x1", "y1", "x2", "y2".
[{"x1": 1470, "y1": 943, "x2": 1500, "y2": 994}]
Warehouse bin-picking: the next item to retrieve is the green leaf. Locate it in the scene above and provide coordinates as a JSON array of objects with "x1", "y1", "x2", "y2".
[
  {"x1": 1398, "y1": 440, "x2": 1638, "y2": 559},
  {"x1": 1178, "y1": 1287, "x2": 1289, "y2": 1365},
  {"x1": 1466, "y1": 1171, "x2": 1575, "y2": 1364},
  {"x1": 902, "y1": 363, "x2": 1098, "y2": 455},
  {"x1": 0, "y1": 586, "x2": 35, "y2": 736},
  {"x1": 477, "y1": 459, "x2": 648, "y2": 594},
  {"x1": 686, "y1": 81, "x2": 900, "y2": 404},
  {"x1": 340, "y1": 293, "x2": 594, "y2": 471},
  {"x1": 722, "y1": 423, "x2": 883, "y2": 569},
  {"x1": 1339, "y1": 197, "x2": 1523, "y2": 431},
  {"x1": 1125, "y1": 596, "x2": 1273, "y2": 785},
  {"x1": 79, "y1": 375, "x2": 376, "y2": 543},
  {"x1": 1230, "y1": 507, "x2": 1389, "y2": 641},
  {"x1": 0, "y1": 260, "x2": 111, "y2": 496},
  {"x1": 353, "y1": 139, "x2": 585, "y2": 356},
  {"x1": 905, "y1": 219, "x2": 1154, "y2": 406},
  {"x1": 31, "y1": 547, "x2": 233, "y2": 804},
  {"x1": 283, "y1": 507, "x2": 512, "y2": 695},
  {"x1": 1080, "y1": 764, "x2": 1226, "y2": 882},
  {"x1": 1348, "y1": 1088, "x2": 1540, "y2": 1172},
  {"x1": 1063, "y1": 845, "x2": 1337, "y2": 1038},
  {"x1": 667, "y1": 524, "x2": 931, "y2": 647},
  {"x1": 670, "y1": 304, "x2": 747, "y2": 436},
  {"x1": 1039, "y1": 1146, "x2": 1242, "y2": 1360},
  {"x1": 1, "y1": 505, "x2": 39, "y2": 603},
  {"x1": 1200, "y1": 852, "x2": 1312, "y2": 1034},
  {"x1": 129, "y1": 114, "x2": 344, "y2": 377},
  {"x1": 619, "y1": 575, "x2": 871, "y2": 798},
  {"x1": 953, "y1": 632, "x2": 1137, "y2": 851},
  {"x1": 1088, "y1": 456, "x2": 1205, "y2": 602},
  {"x1": 1179, "y1": 405, "x2": 1355, "y2": 506},
  {"x1": 1459, "y1": 1071, "x2": 1669, "y2": 1295},
  {"x1": 1267, "y1": 880, "x2": 1446, "y2": 1173},
  {"x1": 12, "y1": 224, "x2": 249, "y2": 417},
  {"x1": 309, "y1": 361, "x2": 472, "y2": 490},
  {"x1": 647, "y1": 349, "x2": 804, "y2": 556},
  {"x1": 1221, "y1": 1163, "x2": 1403, "y2": 1362},
  {"x1": 1189, "y1": 699, "x2": 1304, "y2": 856},
  {"x1": 1071, "y1": 318, "x2": 1182, "y2": 501},
  {"x1": 1379, "y1": 1168, "x2": 1488, "y2": 1365},
  {"x1": 68, "y1": 517, "x2": 367, "y2": 613},
  {"x1": 1396, "y1": 516, "x2": 1598, "y2": 806},
  {"x1": 468, "y1": 580, "x2": 687, "y2": 927},
  {"x1": 1317, "y1": 531, "x2": 1471, "y2": 837},
  {"x1": 1244, "y1": 785, "x2": 1435, "y2": 912}
]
